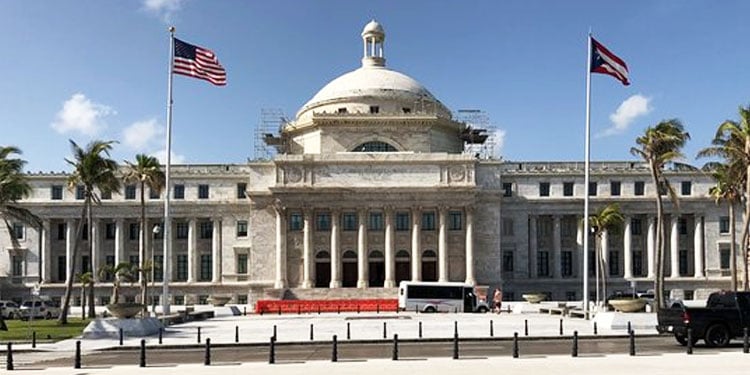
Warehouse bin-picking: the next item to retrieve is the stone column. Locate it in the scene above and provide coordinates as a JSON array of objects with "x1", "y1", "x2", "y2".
[
  {"x1": 647, "y1": 216, "x2": 656, "y2": 279},
  {"x1": 623, "y1": 216, "x2": 633, "y2": 279},
  {"x1": 384, "y1": 207, "x2": 396, "y2": 288},
  {"x1": 552, "y1": 215, "x2": 562, "y2": 279},
  {"x1": 357, "y1": 209, "x2": 369, "y2": 288},
  {"x1": 330, "y1": 209, "x2": 341, "y2": 288},
  {"x1": 301, "y1": 209, "x2": 313, "y2": 288},
  {"x1": 66, "y1": 219, "x2": 75, "y2": 283},
  {"x1": 91, "y1": 219, "x2": 101, "y2": 282},
  {"x1": 115, "y1": 219, "x2": 125, "y2": 264},
  {"x1": 411, "y1": 207, "x2": 422, "y2": 281},
  {"x1": 187, "y1": 219, "x2": 197, "y2": 283},
  {"x1": 529, "y1": 216, "x2": 538, "y2": 278},
  {"x1": 465, "y1": 206, "x2": 476, "y2": 285},
  {"x1": 694, "y1": 215, "x2": 704, "y2": 278},
  {"x1": 41, "y1": 220, "x2": 52, "y2": 283},
  {"x1": 274, "y1": 206, "x2": 288, "y2": 289},
  {"x1": 438, "y1": 207, "x2": 448, "y2": 282},
  {"x1": 670, "y1": 215, "x2": 679, "y2": 278},
  {"x1": 211, "y1": 218, "x2": 221, "y2": 283}
]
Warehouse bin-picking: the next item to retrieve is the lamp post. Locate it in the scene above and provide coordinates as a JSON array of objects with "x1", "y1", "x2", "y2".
[{"x1": 151, "y1": 224, "x2": 160, "y2": 315}]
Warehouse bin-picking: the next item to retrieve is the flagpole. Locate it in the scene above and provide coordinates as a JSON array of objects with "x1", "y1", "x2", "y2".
[
  {"x1": 162, "y1": 26, "x2": 175, "y2": 316},
  {"x1": 582, "y1": 31, "x2": 593, "y2": 318}
]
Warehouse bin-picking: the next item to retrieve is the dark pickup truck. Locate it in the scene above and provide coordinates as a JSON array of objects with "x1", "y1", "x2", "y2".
[{"x1": 656, "y1": 291, "x2": 750, "y2": 347}]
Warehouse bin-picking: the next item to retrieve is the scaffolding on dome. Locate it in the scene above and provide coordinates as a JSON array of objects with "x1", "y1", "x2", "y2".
[
  {"x1": 457, "y1": 109, "x2": 499, "y2": 160},
  {"x1": 253, "y1": 108, "x2": 289, "y2": 160}
]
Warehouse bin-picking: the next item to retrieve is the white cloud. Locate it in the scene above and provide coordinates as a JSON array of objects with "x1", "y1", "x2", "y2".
[
  {"x1": 50, "y1": 93, "x2": 115, "y2": 136},
  {"x1": 152, "y1": 148, "x2": 185, "y2": 164},
  {"x1": 123, "y1": 118, "x2": 164, "y2": 150},
  {"x1": 491, "y1": 129, "x2": 506, "y2": 159},
  {"x1": 142, "y1": 0, "x2": 184, "y2": 23},
  {"x1": 599, "y1": 94, "x2": 652, "y2": 137}
]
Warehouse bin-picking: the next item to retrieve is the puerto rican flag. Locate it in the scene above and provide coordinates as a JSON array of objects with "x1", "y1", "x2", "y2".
[{"x1": 590, "y1": 37, "x2": 629, "y2": 86}]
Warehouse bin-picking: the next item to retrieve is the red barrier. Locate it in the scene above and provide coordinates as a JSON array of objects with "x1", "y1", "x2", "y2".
[{"x1": 255, "y1": 299, "x2": 398, "y2": 314}]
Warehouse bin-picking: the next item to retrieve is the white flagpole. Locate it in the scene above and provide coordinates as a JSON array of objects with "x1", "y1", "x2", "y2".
[
  {"x1": 162, "y1": 26, "x2": 175, "y2": 316},
  {"x1": 583, "y1": 31, "x2": 592, "y2": 318}
]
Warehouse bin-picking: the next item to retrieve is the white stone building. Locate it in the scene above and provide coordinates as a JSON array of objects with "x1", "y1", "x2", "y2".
[{"x1": 0, "y1": 21, "x2": 739, "y2": 306}]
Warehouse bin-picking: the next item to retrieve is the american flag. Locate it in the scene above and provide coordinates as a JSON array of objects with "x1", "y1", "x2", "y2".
[
  {"x1": 173, "y1": 38, "x2": 226, "y2": 86},
  {"x1": 590, "y1": 37, "x2": 629, "y2": 86}
]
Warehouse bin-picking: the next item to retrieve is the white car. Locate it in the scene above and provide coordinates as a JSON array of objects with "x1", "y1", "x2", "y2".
[
  {"x1": 0, "y1": 300, "x2": 20, "y2": 319},
  {"x1": 19, "y1": 300, "x2": 61, "y2": 320}
]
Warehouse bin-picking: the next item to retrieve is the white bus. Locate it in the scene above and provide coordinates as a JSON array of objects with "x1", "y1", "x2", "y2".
[{"x1": 398, "y1": 281, "x2": 490, "y2": 313}]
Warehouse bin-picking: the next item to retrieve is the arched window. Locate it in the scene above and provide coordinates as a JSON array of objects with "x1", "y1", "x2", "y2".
[
  {"x1": 369, "y1": 250, "x2": 385, "y2": 259},
  {"x1": 422, "y1": 250, "x2": 437, "y2": 259},
  {"x1": 395, "y1": 250, "x2": 410, "y2": 259},
  {"x1": 342, "y1": 250, "x2": 358, "y2": 259},
  {"x1": 352, "y1": 141, "x2": 397, "y2": 152},
  {"x1": 315, "y1": 251, "x2": 331, "y2": 260}
]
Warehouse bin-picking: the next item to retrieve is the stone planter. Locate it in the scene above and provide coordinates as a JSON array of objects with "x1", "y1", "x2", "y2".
[
  {"x1": 106, "y1": 303, "x2": 145, "y2": 319},
  {"x1": 208, "y1": 295, "x2": 231, "y2": 307},
  {"x1": 522, "y1": 293, "x2": 547, "y2": 304},
  {"x1": 608, "y1": 298, "x2": 647, "y2": 313}
]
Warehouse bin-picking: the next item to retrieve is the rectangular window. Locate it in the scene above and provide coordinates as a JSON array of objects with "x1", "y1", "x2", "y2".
[
  {"x1": 11, "y1": 255, "x2": 23, "y2": 277},
  {"x1": 369, "y1": 105, "x2": 379, "y2": 114},
  {"x1": 199, "y1": 221, "x2": 213, "y2": 239},
  {"x1": 289, "y1": 213, "x2": 303, "y2": 231},
  {"x1": 610, "y1": 181, "x2": 621, "y2": 196},
  {"x1": 153, "y1": 222, "x2": 164, "y2": 239},
  {"x1": 198, "y1": 295, "x2": 209, "y2": 305},
  {"x1": 174, "y1": 295, "x2": 185, "y2": 305},
  {"x1": 562, "y1": 251, "x2": 573, "y2": 277},
  {"x1": 200, "y1": 254, "x2": 212, "y2": 281},
  {"x1": 422, "y1": 212, "x2": 436, "y2": 231},
  {"x1": 149, "y1": 187, "x2": 160, "y2": 199},
  {"x1": 395, "y1": 212, "x2": 410, "y2": 231},
  {"x1": 634, "y1": 181, "x2": 645, "y2": 196},
  {"x1": 129, "y1": 223, "x2": 139, "y2": 240},
  {"x1": 176, "y1": 222, "x2": 189, "y2": 239},
  {"x1": 609, "y1": 251, "x2": 620, "y2": 276},
  {"x1": 81, "y1": 255, "x2": 90, "y2": 273},
  {"x1": 502, "y1": 251, "x2": 514, "y2": 272},
  {"x1": 402, "y1": 107, "x2": 411, "y2": 114},
  {"x1": 502, "y1": 218, "x2": 514, "y2": 237},
  {"x1": 679, "y1": 250, "x2": 688, "y2": 276},
  {"x1": 198, "y1": 184, "x2": 209, "y2": 199},
  {"x1": 51, "y1": 185, "x2": 63, "y2": 200},
  {"x1": 631, "y1": 218, "x2": 643, "y2": 235},
  {"x1": 154, "y1": 255, "x2": 163, "y2": 282},
  {"x1": 681, "y1": 181, "x2": 692, "y2": 196},
  {"x1": 176, "y1": 255, "x2": 188, "y2": 281},
  {"x1": 104, "y1": 255, "x2": 115, "y2": 281},
  {"x1": 588, "y1": 182, "x2": 598, "y2": 196},
  {"x1": 719, "y1": 216, "x2": 730, "y2": 234},
  {"x1": 237, "y1": 254, "x2": 248, "y2": 274},
  {"x1": 449, "y1": 211, "x2": 462, "y2": 231},
  {"x1": 633, "y1": 251, "x2": 644, "y2": 276},
  {"x1": 588, "y1": 250, "x2": 596, "y2": 276},
  {"x1": 539, "y1": 182, "x2": 550, "y2": 197},
  {"x1": 369, "y1": 212, "x2": 383, "y2": 231},
  {"x1": 678, "y1": 218, "x2": 687, "y2": 235},
  {"x1": 105, "y1": 223, "x2": 116, "y2": 240},
  {"x1": 125, "y1": 185, "x2": 136, "y2": 200},
  {"x1": 317, "y1": 213, "x2": 331, "y2": 231},
  {"x1": 75, "y1": 185, "x2": 85, "y2": 200},
  {"x1": 57, "y1": 256, "x2": 66, "y2": 282},
  {"x1": 174, "y1": 184, "x2": 185, "y2": 199},
  {"x1": 57, "y1": 223, "x2": 66, "y2": 240},
  {"x1": 502, "y1": 182, "x2": 513, "y2": 197},
  {"x1": 537, "y1": 251, "x2": 549, "y2": 277},
  {"x1": 236, "y1": 220, "x2": 248, "y2": 237},
  {"x1": 342, "y1": 213, "x2": 357, "y2": 231},
  {"x1": 237, "y1": 295, "x2": 248, "y2": 304},
  {"x1": 129, "y1": 255, "x2": 139, "y2": 267},
  {"x1": 12, "y1": 223, "x2": 24, "y2": 240},
  {"x1": 720, "y1": 247, "x2": 730, "y2": 270},
  {"x1": 563, "y1": 182, "x2": 574, "y2": 197},
  {"x1": 237, "y1": 183, "x2": 247, "y2": 199},
  {"x1": 81, "y1": 223, "x2": 88, "y2": 240}
]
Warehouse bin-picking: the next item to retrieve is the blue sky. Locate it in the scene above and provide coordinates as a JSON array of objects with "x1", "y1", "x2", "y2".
[{"x1": 2, "y1": 1, "x2": 749, "y2": 172}]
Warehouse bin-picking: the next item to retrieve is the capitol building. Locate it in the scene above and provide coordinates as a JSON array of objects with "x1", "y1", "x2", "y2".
[{"x1": 0, "y1": 21, "x2": 736, "y2": 306}]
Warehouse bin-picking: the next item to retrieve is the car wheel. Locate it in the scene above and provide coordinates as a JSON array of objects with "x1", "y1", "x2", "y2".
[
  {"x1": 675, "y1": 332, "x2": 698, "y2": 346},
  {"x1": 424, "y1": 306, "x2": 437, "y2": 313},
  {"x1": 477, "y1": 306, "x2": 488, "y2": 313},
  {"x1": 705, "y1": 324, "x2": 731, "y2": 347}
]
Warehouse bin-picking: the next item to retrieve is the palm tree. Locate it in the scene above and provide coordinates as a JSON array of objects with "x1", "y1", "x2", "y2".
[
  {"x1": 76, "y1": 272, "x2": 94, "y2": 320},
  {"x1": 708, "y1": 163, "x2": 743, "y2": 290},
  {"x1": 630, "y1": 119, "x2": 690, "y2": 311},
  {"x1": 98, "y1": 262, "x2": 139, "y2": 304},
  {"x1": 588, "y1": 203, "x2": 624, "y2": 308},
  {"x1": 59, "y1": 140, "x2": 121, "y2": 323},
  {"x1": 123, "y1": 154, "x2": 165, "y2": 316}
]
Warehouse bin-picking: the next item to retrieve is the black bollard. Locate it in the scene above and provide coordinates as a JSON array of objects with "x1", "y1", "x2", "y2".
[
  {"x1": 297, "y1": 305, "x2": 301, "y2": 315},
  {"x1": 627, "y1": 321, "x2": 632, "y2": 334},
  {"x1": 490, "y1": 320, "x2": 494, "y2": 337},
  {"x1": 273, "y1": 325, "x2": 277, "y2": 341},
  {"x1": 593, "y1": 322, "x2": 598, "y2": 335},
  {"x1": 260, "y1": 307, "x2": 264, "y2": 316},
  {"x1": 629, "y1": 330, "x2": 636, "y2": 356},
  {"x1": 74, "y1": 340, "x2": 81, "y2": 369},
  {"x1": 377, "y1": 304, "x2": 380, "y2": 314},
  {"x1": 415, "y1": 305, "x2": 419, "y2": 314},
  {"x1": 235, "y1": 325, "x2": 239, "y2": 343},
  {"x1": 337, "y1": 305, "x2": 341, "y2": 314},
  {"x1": 744, "y1": 327, "x2": 749, "y2": 354},
  {"x1": 572, "y1": 331, "x2": 578, "y2": 357},
  {"x1": 158, "y1": 328, "x2": 163, "y2": 344},
  {"x1": 140, "y1": 339, "x2": 146, "y2": 367},
  {"x1": 197, "y1": 326, "x2": 202, "y2": 343},
  {"x1": 392, "y1": 334, "x2": 399, "y2": 360},
  {"x1": 559, "y1": 319, "x2": 564, "y2": 336},
  {"x1": 310, "y1": 324, "x2": 314, "y2": 341},
  {"x1": 205, "y1": 338, "x2": 211, "y2": 366},
  {"x1": 454, "y1": 321, "x2": 458, "y2": 336},
  {"x1": 269, "y1": 336, "x2": 276, "y2": 364},
  {"x1": 513, "y1": 332, "x2": 519, "y2": 358},
  {"x1": 524, "y1": 319, "x2": 529, "y2": 336},
  {"x1": 452, "y1": 333, "x2": 459, "y2": 360},
  {"x1": 6, "y1": 342, "x2": 13, "y2": 371},
  {"x1": 383, "y1": 322, "x2": 387, "y2": 339},
  {"x1": 277, "y1": 307, "x2": 281, "y2": 316},
  {"x1": 419, "y1": 321, "x2": 423, "y2": 338},
  {"x1": 332, "y1": 335, "x2": 338, "y2": 362},
  {"x1": 318, "y1": 305, "x2": 321, "y2": 315},
  {"x1": 347, "y1": 322, "x2": 351, "y2": 340},
  {"x1": 357, "y1": 305, "x2": 360, "y2": 314},
  {"x1": 687, "y1": 328, "x2": 693, "y2": 355},
  {"x1": 32, "y1": 331, "x2": 36, "y2": 348},
  {"x1": 119, "y1": 328, "x2": 124, "y2": 346},
  {"x1": 243, "y1": 306, "x2": 247, "y2": 316}
]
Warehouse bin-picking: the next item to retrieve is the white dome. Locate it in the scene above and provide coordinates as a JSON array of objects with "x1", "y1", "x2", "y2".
[{"x1": 362, "y1": 20, "x2": 385, "y2": 38}]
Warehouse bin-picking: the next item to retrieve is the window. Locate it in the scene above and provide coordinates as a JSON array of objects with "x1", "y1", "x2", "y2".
[
  {"x1": 502, "y1": 183, "x2": 513, "y2": 197},
  {"x1": 337, "y1": 107, "x2": 347, "y2": 114},
  {"x1": 11, "y1": 255, "x2": 23, "y2": 277},
  {"x1": 588, "y1": 182, "x2": 598, "y2": 196},
  {"x1": 720, "y1": 247, "x2": 730, "y2": 270},
  {"x1": 149, "y1": 187, "x2": 160, "y2": 199},
  {"x1": 174, "y1": 184, "x2": 185, "y2": 199},
  {"x1": 539, "y1": 182, "x2": 550, "y2": 197},
  {"x1": 502, "y1": 218, "x2": 514, "y2": 236},
  {"x1": 353, "y1": 141, "x2": 397, "y2": 152},
  {"x1": 562, "y1": 251, "x2": 573, "y2": 277},
  {"x1": 633, "y1": 251, "x2": 644, "y2": 276},
  {"x1": 105, "y1": 223, "x2": 116, "y2": 240},
  {"x1": 289, "y1": 213, "x2": 303, "y2": 231},
  {"x1": 502, "y1": 251, "x2": 514, "y2": 272},
  {"x1": 678, "y1": 218, "x2": 687, "y2": 235},
  {"x1": 129, "y1": 223, "x2": 139, "y2": 240},
  {"x1": 57, "y1": 223, "x2": 66, "y2": 240},
  {"x1": 563, "y1": 182, "x2": 574, "y2": 197},
  {"x1": 566, "y1": 291, "x2": 577, "y2": 301},
  {"x1": 342, "y1": 213, "x2": 357, "y2": 231},
  {"x1": 176, "y1": 222, "x2": 189, "y2": 239},
  {"x1": 395, "y1": 212, "x2": 410, "y2": 231},
  {"x1": 129, "y1": 255, "x2": 139, "y2": 267},
  {"x1": 153, "y1": 255, "x2": 163, "y2": 282},
  {"x1": 12, "y1": 223, "x2": 24, "y2": 240},
  {"x1": 153, "y1": 223, "x2": 164, "y2": 239},
  {"x1": 402, "y1": 107, "x2": 411, "y2": 114},
  {"x1": 719, "y1": 216, "x2": 730, "y2": 234},
  {"x1": 174, "y1": 295, "x2": 185, "y2": 305},
  {"x1": 125, "y1": 185, "x2": 136, "y2": 200},
  {"x1": 198, "y1": 184, "x2": 209, "y2": 199},
  {"x1": 631, "y1": 218, "x2": 643, "y2": 235},
  {"x1": 57, "y1": 256, "x2": 66, "y2": 282},
  {"x1": 609, "y1": 251, "x2": 619, "y2": 276},
  {"x1": 449, "y1": 211, "x2": 462, "y2": 231},
  {"x1": 681, "y1": 181, "x2": 692, "y2": 196},
  {"x1": 81, "y1": 223, "x2": 88, "y2": 240},
  {"x1": 176, "y1": 255, "x2": 188, "y2": 281},
  {"x1": 104, "y1": 255, "x2": 115, "y2": 281},
  {"x1": 199, "y1": 221, "x2": 213, "y2": 239},
  {"x1": 200, "y1": 254, "x2": 212, "y2": 281},
  {"x1": 422, "y1": 212, "x2": 436, "y2": 231},
  {"x1": 369, "y1": 105, "x2": 379, "y2": 114},
  {"x1": 237, "y1": 254, "x2": 248, "y2": 274},
  {"x1": 679, "y1": 250, "x2": 688, "y2": 276},
  {"x1": 74, "y1": 185, "x2": 84, "y2": 200},
  {"x1": 317, "y1": 213, "x2": 331, "y2": 231},
  {"x1": 588, "y1": 251, "x2": 596, "y2": 276},
  {"x1": 237, "y1": 183, "x2": 247, "y2": 199},
  {"x1": 634, "y1": 181, "x2": 645, "y2": 196},
  {"x1": 236, "y1": 220, "x2": 248, "y2": 237},
  {"x1": 237, "y1": 295, "x2": 248, "y2": 304},
  {"x1": 51, "y1": 185, "x2": 63, "y2": 200},
  {"x1": 610, "y1": 181, "x2": 621, "y2": 196},
  {"x1": 81, "y1": 255, "x2": 90, "y2": 273},
  {"x1": 369, "y1": 212, "x2": 383, "y2": 230},
  {"x1": 537, "y1": 251, "x2": 549, "y2": 277},
  {"x1": 198, "y1": 295, "x2": 209, "y2": 305}
]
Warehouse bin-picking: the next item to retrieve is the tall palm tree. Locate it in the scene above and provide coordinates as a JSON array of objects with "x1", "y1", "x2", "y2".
[
  {"x1": 123, "y1": 154, "x2": 165, "y2": 316},
  {"x1": 59, "y1": 140, "x2": 121, "y2": 323},
  {"x1": 630, "y1": 119, "x2": 690, "y2": 311},
  {"x1": 98, "y1": 262, "x2": 139, "y2": 304},
  {"x1": 706, "y1": 163, "x2": 743, "y2": 290},
  {"x1": 588, "y1": 203, "x2": 624, "y2": 308}
]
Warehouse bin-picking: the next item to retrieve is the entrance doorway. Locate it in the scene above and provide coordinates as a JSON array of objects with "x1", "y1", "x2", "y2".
[
  {"x1": 422, "y1": 249, "x2": 437, "y2": 281},
  {"x1": 368, "y1": 250, "x2": 385, "y2": 287},
  {"x1": 342, "y1": 250, "x2": 357, "y2": 287},
  {"x1": 315, "y1": 251, "x2": 331, "y2": 288},
  {"x1": 395, "y1": 250, "x2": 411, "y2": 283}
]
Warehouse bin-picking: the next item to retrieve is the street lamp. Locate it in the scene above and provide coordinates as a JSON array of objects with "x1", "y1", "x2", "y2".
[{"x1": 151, "y1": 224, "x2": 161, "y2": 315}]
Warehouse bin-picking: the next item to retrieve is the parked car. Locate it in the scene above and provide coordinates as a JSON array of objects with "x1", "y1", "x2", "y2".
[
  {"x1": 18, "y1": 299, "x2": 61, "y2": 320},
  {"x1": 0, "y1": 300, "x2": 20, "y2": 319},
  {"x1": 656, "y1": 291, "x2": 750, "y2": 347}
]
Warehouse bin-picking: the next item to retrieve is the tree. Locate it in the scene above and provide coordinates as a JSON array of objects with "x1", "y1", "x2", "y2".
[
  {"x1": 630, "y1": 119, "x2": 690, "y2": 311},
  {"x1": 123, "y1": 154, "x2": 165, "y2": 316},
  {"x1": 76, "y1": 272, "x2": 94, "y2": 320},
  {"x1": 59, "y1": 140, "x2": 121, "y2": 323},
  {"x1": 98, "y1": 262, "x2": 139, "y2": 304},
  {"x1": 588, "y1": 203, "x2": 624, "y2": 308}
]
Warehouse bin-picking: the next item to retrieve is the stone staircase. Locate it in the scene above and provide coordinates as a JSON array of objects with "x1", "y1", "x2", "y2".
[{"x1": 262, "y1": 287, "x2": 398, "y2": 301}]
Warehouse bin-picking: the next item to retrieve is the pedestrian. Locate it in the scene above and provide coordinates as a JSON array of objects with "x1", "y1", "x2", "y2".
[{"x1": 492, "y1": 288, "x2": 503, "y2": 314}]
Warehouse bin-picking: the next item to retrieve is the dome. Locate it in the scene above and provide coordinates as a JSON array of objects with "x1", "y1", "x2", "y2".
[{"x1": 362, "y1": 20, "x2": 385, "y2": 38}]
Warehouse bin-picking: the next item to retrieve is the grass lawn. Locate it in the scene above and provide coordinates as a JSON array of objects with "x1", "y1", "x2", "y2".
[{"x1": 0, "y1": 318, "x2": 90, "y2": 343}]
